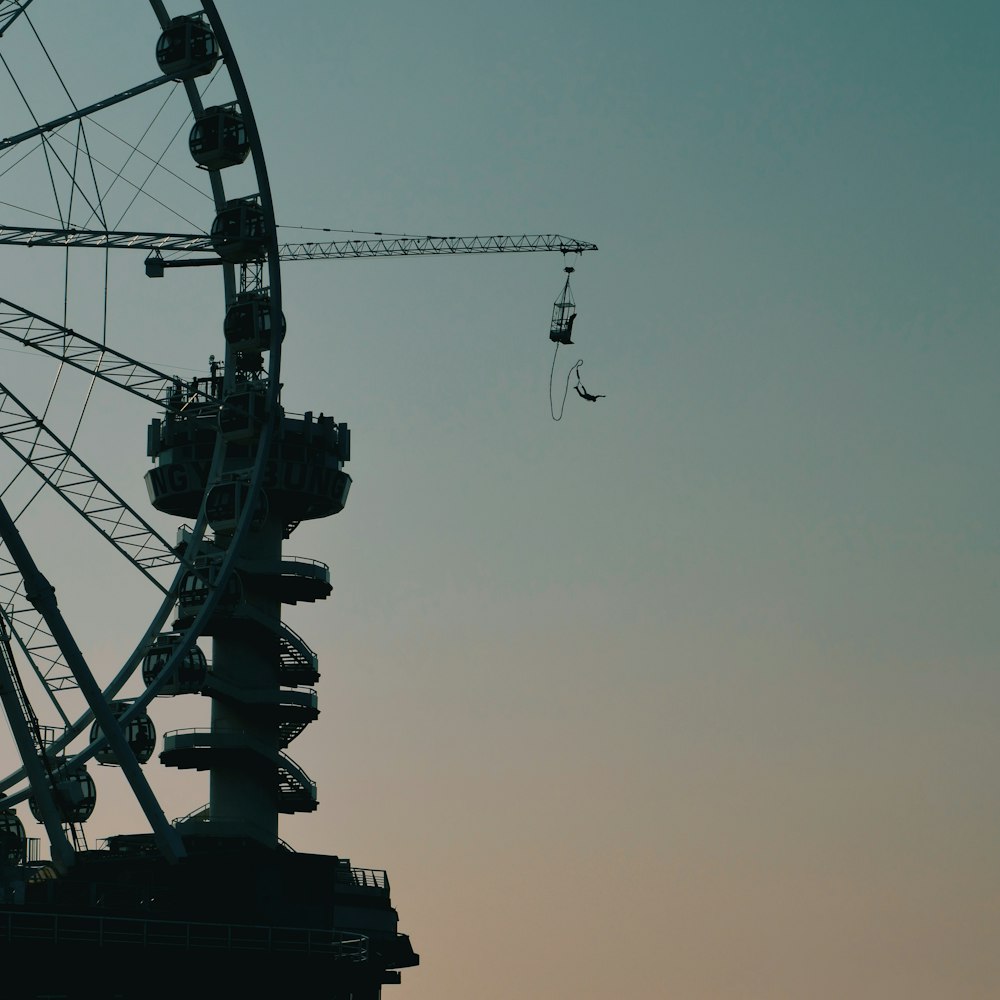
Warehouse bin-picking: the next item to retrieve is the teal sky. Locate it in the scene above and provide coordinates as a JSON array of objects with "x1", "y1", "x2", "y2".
[{"x1": 1, "y1": 2, "x2": 999, "y2": 998}]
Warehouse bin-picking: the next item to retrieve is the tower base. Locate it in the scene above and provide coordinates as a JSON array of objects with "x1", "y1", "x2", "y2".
[{"x1": 0, "y1": 835, "x2": 417, "y2": 1000}]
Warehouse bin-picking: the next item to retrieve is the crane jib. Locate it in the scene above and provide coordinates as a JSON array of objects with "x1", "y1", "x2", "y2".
[{"x1": 0, "y1": 225, "x2": 597, "y2": 265}]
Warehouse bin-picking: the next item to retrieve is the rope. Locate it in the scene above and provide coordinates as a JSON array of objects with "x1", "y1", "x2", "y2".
[{"x1": 549, "y1": 344, "x2": 583, "y2": 422}]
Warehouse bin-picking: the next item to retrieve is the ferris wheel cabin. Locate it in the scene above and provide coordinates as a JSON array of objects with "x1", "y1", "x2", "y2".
[
  {"x1": 155, "y1": 14, "x2": 218, "y2": 78},
  {"x1": 211, "y1": 196, "x2": 268, "y2": 263},
  {"x1": 88, "y1": 701, "x2": 156, "y2": 767},
  {"x1": 189, "y1": 104, "x2": 250, "y2": 170}
]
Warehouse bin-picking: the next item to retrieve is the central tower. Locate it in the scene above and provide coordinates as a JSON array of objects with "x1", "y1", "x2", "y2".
[{"x1": 145, "y1": 371, "x2": 351, "y2": 847}]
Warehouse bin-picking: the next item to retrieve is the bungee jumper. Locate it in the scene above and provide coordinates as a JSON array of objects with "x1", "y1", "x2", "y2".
[{"x1": 574, "y1": 378, "x2": 605, "y2": 402}]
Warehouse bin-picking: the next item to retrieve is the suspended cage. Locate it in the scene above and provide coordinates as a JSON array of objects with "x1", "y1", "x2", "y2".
[
  {"x1": 88, "y1": 700, "x2": 157, "y2": 766},
  {"x1": 142, "y1": 633, "x2": 208, "y2": 696},
  {"x1": 155, "y1": 14, "x2": 218, "y2": 78},
  {"x1": 189, "y1": 103, "x2": 251, "y2": 170},
  {"x1": 28, "y1": 765, "x2": 97, "y2": 825},
  {"x1": 549, "y1": 266, "x2": 577, "y2": 345},
  {"x1": 211, "y1": 196, "x2": 268, "y2": 263}
]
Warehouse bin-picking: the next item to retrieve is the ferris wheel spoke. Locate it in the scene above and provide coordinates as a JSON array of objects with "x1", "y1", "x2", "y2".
[
  {"x1": 2, "y1": 20, "x2": 208, "y2": 233},
  {"x1": 0, "y1": 94, "x2": 103, "y2": 230},
  {"x1": 0, "y1": 382, "x2": 178, "y2": 579},
  {"x1": 0, "y1": 66, "x2": 214, "y2": 236},
  {"x1": 0, "y1": 297, "x2": 212, "y2": 407},
  {"x1": 0, "y1": 74, "x2": 181, "y2": 154},
  {"x1": 0, "y1": 223, "x2": 209, "y2": 251},
  {"x1": 0, "y1": 1, "x2": 35, "y2": 38},
  {"x1": 48, "y1": 119, "x2": 214, "y2": 236},
  {"x1": 0, "y1": 566, "x2": 74, "y2": 715}
]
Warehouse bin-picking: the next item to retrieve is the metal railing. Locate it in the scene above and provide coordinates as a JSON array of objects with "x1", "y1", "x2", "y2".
[
  {"x1": 171, "y1": 802, "x2": 210, "y2": 826},
  {"x1": 0, "y1": 909, "x2": 369, "y2": 960},
  {"x1": 348, "y1": 867, "x2": 389, "y2": 892}
]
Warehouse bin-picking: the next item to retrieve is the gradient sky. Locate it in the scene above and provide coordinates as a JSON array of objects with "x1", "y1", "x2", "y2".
[{"x1": 2, "y1": 2, "x2": 999, "y2": 998}]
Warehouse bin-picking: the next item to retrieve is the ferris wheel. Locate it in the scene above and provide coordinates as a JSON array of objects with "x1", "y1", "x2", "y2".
[
  {"x1": 0, "y1": 1, "x2": 597, "y2": 877},
  {"x1": 0, "y1": 0, "x2": 315, "y2": 871}
]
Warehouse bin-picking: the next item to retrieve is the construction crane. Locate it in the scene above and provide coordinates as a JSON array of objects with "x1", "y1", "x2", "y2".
[
  {"x1": 0, "y1": 224, "x2": 596, "y2": 273},
  {"x1": 147, "y1": 229, "x2": 597, "y2": 274}
]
